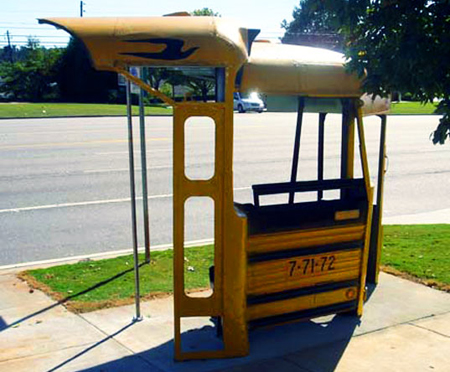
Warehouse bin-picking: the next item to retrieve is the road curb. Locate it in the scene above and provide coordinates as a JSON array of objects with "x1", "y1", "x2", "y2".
[{"x1": 0, "y1": 238, "x2": 214, "y2": 273}]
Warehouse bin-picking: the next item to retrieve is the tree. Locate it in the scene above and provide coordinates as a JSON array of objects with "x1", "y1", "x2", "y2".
[
  {"x1": 283, "y1": 0, "x2": 450, "y2": 144},
  {"x1": 282, "y1": 0, "x2": 342, "y2": 35},
  {"x1": 281, "y1": 0, "x2": 368, "y2": 49},
  {"x1": 0, "y1": 38, "x2": 63, "y2": 101},
  {"x1": 345, "y1": 0, "x2": 450, "y2": 144},
  {"x1": 191, "y1": 8, "x2": 220, "y2": 16},
  {"x1": 187, "y1": 75, "x2": 215, "y2": 102},
  {"x1": 57, "y1": 37, "x2": 117, "y2": 103}
]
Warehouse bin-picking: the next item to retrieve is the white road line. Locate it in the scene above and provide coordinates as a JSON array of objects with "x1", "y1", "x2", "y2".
[
  {"x1": 95, "y1": 149, "x2": 171, "y2": 155},
  {"x1": 0, "y1": 238, "x2": 214, "y2": 271},
  {"x1": 0, "y1": 187, "x2": 250, "y2": 214},
  {"x1": 83, "y1": 165, "x2": 171, "y2": 173}
]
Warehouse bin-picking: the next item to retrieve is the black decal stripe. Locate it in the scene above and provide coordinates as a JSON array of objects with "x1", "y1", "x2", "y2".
[
  {"x1": 120, "y1": 38, "x2": 198, "y2": 61},
  {"x1": 248, "y1": 241, "x2": 363, "y2": 263},
  {"x1": 248, "y1": 301, "x2": 358, "y2": 329},
  {"x1": 247, "y1": 280, "x2": 359, "y2": 306}
]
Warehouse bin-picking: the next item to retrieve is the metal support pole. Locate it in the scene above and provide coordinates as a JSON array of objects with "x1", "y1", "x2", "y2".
[
  {"x1": 139, "y1": 68, "x2": 151, "y2": 264},
  {"x1": 340, "y1": 99, "x2": 355, "y2": 200},
  {"x1": 376, "y1": 115, "x2": 387, "y2": 213},
  {"x1": 126, "y1": 76, "x2": 142, "y2": 321},
  {"x1": 318, "y1": 113, "x2": 326, "y2": 201},
  {"x1": 368, "y1": 115, "x2": 387, "y2": 284},
  {"x1": 289, "y1": 97, "x2": 305, "y2": 204}
]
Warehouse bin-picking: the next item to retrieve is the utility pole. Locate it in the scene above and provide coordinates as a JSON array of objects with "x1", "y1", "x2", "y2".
[
  {"x1": 80, "y1": 1, "x2": 85, "y2": 17},
  {"x1": 6, "y1": 30, "x2": 13, "y2": 63}
]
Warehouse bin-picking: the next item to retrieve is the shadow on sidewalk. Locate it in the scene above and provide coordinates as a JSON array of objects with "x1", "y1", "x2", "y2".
[
  {"x1": 1, "y1": 262, "x2": 146, "y2": 332},
  {"x1": 65, "y1": 312, "x2": 360, "y2": 372}
]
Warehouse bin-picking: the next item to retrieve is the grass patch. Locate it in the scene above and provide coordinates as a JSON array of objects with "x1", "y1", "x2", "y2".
[
  {"x1": 382, "y1": 224, "x2": 450, "y2": 291},
  {"x1": 0, "y1": 101, "x2": 440, "y2": 118},
  {"x1": 390, "y1": 101, "x2": 439, "y2": 115},
  {"x1": 20, "y1": 225, "x2": 450, "y2": 313},
  {"x1": 20, "y1": 245, "x2": 213, "y2": 313},
  {"x1": 0, "y1": 102, "x2": 172, "y2": 118}
]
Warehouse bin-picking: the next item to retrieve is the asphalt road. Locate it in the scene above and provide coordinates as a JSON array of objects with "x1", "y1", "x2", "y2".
[{"x1": 1, "y1": 113, "x2": 449, "y2": 266}]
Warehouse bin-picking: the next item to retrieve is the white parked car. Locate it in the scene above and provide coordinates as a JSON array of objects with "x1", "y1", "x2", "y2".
[{"x1": 233, "y1": 92, "x2": 265, "y2": 113}]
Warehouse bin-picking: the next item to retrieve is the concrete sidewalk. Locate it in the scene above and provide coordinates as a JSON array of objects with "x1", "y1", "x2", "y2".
[{"x1": 0, "y1": 269, "x2": 449, "y2": 372}]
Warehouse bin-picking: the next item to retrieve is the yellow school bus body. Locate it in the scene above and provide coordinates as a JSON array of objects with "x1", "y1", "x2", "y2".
[{"x1": 40, "y1": 16, "x2": 388, "y2": 360}]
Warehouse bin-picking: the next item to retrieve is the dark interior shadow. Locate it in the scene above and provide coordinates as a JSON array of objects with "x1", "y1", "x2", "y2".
[
  {"x1": 76, "y1": 312, "x2": 361, "y2": 372},
  {"x1": 365, "y1": 282, "x2": 377, "y2": 302},
  {"x1": 1, "y1": 262, "x2": 146, "y2": 333}
]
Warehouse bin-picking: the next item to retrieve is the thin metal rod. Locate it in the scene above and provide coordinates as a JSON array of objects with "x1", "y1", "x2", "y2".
[
  {"x1": 289, "y1": 97, "x2": 305, "y2": 204},
  {"x1": 139, "y1": 69, "x2": 151, "y2": 264},
  {"x1": 126, "y1": 76, "x2": 141, "y2": 320},
  {"x1": 318, "y1": 113, "x2": 326, "y2": 201},
  {"x1": 340, "y1": 99, "x2": 350, "y2": 180},
  {"x1": 376, "y1": 115, "x2": 387, "y2": 210},
  {"x1": 355, "y1": 103, "x2": 371, "y2": 196}
]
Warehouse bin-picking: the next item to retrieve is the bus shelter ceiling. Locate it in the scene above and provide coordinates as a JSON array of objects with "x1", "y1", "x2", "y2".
[{"x1": 38, "y1": 17, "x2": 252, "y2": 71}]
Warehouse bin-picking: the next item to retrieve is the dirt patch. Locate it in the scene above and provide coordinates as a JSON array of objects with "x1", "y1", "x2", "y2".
[{"x1": 381, "y1": 265, "x2": 450, "y2": 293}]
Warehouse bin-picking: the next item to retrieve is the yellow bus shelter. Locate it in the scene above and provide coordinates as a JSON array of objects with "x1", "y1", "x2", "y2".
[{"x1": 40, "y1": 15, "x2": 388, "y2": 361}]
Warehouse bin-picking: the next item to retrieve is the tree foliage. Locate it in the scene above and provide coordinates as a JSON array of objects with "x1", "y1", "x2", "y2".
[
  {"x1": 281, "y1": 0, "x2": 368, "y2": 50},
  {"x1": 346, "y1": 0, "x2": 450, "y2": 144},
  {"x1": 281, "y1": 1, "x2": 368, "y2": 40},
  {"x1": 283, "y1": 0, "x2": 450, "y2": 144},
  {"x1": 0, "y1": 39, "x2": 63, "y2": 101},
  {"x1": 57, "y1": 38, "x2": 117, "y2": 103},
  {"x1": 191, "y1": 8, "x2": 221, "y2": 17}
]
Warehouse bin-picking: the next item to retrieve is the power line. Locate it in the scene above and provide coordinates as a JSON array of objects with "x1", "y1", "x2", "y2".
[
  {"x1": 6, "y1": 35, "x2": 69, "y2": 38},
  {"x1": 0, "y1": 41, "x2": 68, "y2": 46},
  {"x1": 0, "y1": 26, "x2": 62, "y2": 30}
]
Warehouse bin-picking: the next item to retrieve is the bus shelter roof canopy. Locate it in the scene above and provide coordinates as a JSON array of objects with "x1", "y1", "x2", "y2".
[
  {"x1": 240, "y1": 42, "x2": 362, "y2": 98},
  {"x1": 39, "y1": 17, "x2": 253, "y2": 71},
  {"x1": 239, "y1": 42, "x2": 390, "y2": 115}
]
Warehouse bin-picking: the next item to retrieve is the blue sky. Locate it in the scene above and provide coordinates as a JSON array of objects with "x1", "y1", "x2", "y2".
[{"x1": 0, "y1": 0, "x2": 299, "y2": 48}]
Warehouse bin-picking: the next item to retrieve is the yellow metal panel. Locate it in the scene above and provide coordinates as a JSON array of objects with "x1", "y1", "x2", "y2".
[
  {"x1": 173, "y1": 104, "x2": 224, "y2": 360},
  {"x1": 248, "y1": 224, "x2": 365, "y2": 255},
  {"x1": 221, "y1": 66, "x2": 249, "y2": 358},
  {"x1": 240, "y1": 42, "x2": 361, "y2": 97},
  {"x1": 39, "y1": 17, "x2": 249, "y2": 70},
  {"x1": 247, "y1": 249, "x2": 361, "y2": 296},
  {"x1": 247, "y1": 286, "x2": 358, "y2": 321},
  {"x1": 357, "y1": 187, "x2": 374, "y2": 316},
  {"x1": 173, "y1": 68, "x2": 249, "y2": 360},
  {"x1": 335, "y1": 210, "x2": 360, "y2": 221}
]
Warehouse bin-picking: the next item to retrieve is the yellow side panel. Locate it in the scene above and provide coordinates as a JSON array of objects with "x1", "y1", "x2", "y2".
[
  {"x1": 247, "y1": 286, "x2": 358, "y2": 321},
  {"x1": 247, "y1": 249, "x2": 361, "y2": 296},
  {"x1": 248, "y1": 224, "x2": 365, "y2": 255}
]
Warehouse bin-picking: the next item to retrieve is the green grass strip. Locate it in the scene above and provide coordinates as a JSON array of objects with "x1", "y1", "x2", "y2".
[
  {"x1": 0, "y1": 101, "x2": 441, "y2": 118},
  {"x1": 22, "y1": 224, "x2": 450, "y2": 313},
  {"x1": 381, "y1": 224, "x2": 450, "y2": 285},
  {"x1": 22, "y1": 245, "x2": 213, "y2": 312},
  {"x1": 390, "y1": 101, "x2": 438, "y2": 115},
  {"x1": 0, "y1": 103, "x2": 172, "y2": 118}
]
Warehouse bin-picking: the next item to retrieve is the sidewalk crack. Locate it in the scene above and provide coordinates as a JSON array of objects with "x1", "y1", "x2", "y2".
[{"x1": 408, "y1": 322, "x2": 449, "y2": 339}]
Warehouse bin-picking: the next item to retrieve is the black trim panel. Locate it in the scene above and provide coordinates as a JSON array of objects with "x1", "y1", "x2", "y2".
[
  {"x1": 249, "y1": 301, "x2": 358, "y2": 329},
  {"x1": 247, "y1": 280, "x2": 359, "y2": 306},
  {"x1": 248, "y1": 240, "x2": 363, "y2": 263},
  {"x1": 253, "y1": 178, "x2": 365, "y2": 197}
]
